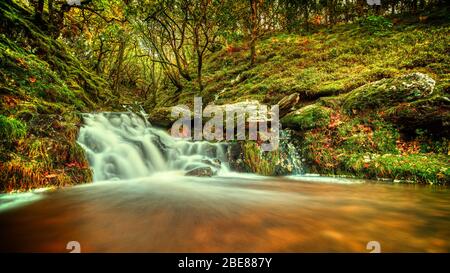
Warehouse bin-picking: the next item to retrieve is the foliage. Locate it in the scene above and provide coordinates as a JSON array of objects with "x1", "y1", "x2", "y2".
[
  {"x1": 359, "y1": 15, "x2": 393, "y2": 36},
  {"x1": 0, "y1": 115, "x2": 27, "y2": 145},
  {"x1": 0, "y1": 1, "x2": 103, "y2": 192}
]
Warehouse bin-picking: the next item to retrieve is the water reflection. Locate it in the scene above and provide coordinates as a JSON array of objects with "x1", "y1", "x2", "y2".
[{"x1": 0, "y1": 175, "x2": 449, "y2": 252}]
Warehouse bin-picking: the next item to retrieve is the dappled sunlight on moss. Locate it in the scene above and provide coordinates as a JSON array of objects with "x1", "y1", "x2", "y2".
[
  {"x1": 0, "y1": 114, "x2": 27, "y2": 145},
  {"x1": 281, "y1": 104, "x2": 331, "y2": 130},
  {"x1": 175, "y1": 21, "x2": 450, "y2": 108}
]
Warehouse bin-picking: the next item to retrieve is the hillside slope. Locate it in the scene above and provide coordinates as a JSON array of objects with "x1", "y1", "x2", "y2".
[
  {"x1": 0, "y1": 1, "x2": 113, "y2": 192},
  {"x1": 149, "y1": 12, "x2": 450, "y2": 184}
]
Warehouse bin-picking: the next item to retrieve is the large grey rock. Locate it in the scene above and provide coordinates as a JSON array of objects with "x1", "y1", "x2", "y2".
[
  {"x1": 201, "y1": 158, "x2": 221, "y2": 169},
  {"x1": 185, "y1": 166, "x2": 214, "y2": 177}
]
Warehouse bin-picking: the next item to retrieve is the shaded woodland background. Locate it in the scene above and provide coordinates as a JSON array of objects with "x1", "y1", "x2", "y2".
[{"x1": 20, "y1": 0, "x2": 448, "y2": 100}]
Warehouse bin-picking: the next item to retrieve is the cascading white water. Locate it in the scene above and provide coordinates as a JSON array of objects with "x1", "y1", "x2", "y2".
[{"x1": 77, "y1": 112, "x2": 228, "y2": 181}]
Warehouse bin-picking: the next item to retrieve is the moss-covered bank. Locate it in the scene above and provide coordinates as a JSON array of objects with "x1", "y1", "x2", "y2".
[
  {"x1": 285, "y1": 72, "x2": 449, "y2": 184},
  {"x1": 0, "y1": 1, "x2": 113, "y2": 192}
]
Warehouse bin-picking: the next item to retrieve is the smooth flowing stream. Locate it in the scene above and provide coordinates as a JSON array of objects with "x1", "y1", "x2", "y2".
[
  {"x1": 0, "y1": 113, "x2": 449, "y2": 252},
  {"x1": 77, "y1": 112, "x2": 229, "y2": 181}
]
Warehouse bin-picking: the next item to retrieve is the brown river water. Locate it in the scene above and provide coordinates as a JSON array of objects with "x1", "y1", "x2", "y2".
[{"x1": 0, "y1": 174, "x2": 449, "y2": 252}]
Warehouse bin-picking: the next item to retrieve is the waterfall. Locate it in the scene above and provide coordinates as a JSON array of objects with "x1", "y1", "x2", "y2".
[{"x1": 77, "y1": 112, "x2": 228, "y2": 181}]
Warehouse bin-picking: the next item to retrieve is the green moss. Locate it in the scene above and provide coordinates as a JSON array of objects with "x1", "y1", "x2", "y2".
[
  {"x1": 242, "y1": 142, "x2": 279, "y2": 176},
  {"x1": 336, "y1": 117, "x2": 399, "y2": 154},
  {"x1": 164, "y1": 20, "x2": 450, "y2": 108},
  {"x1": 359, "y1": 16, "x2": 393, "y2": 36},
  {"x1": 299, "y1": 112, "x2": 450, "y2": 184},
  {"x1": 281, "y1": 104, "x2": 331, "y2": 130},
  {"x1": 2, "y1": 0, "x2": 449, "y2": 188},
  {"x1": 315, "y1": 81, "x2": 346, "y2": 96},
  {"x1": 0, "y1": 115, "x2": 27, "y2": 144},
  {"x1": 0, "y1": 1, "x2": 102, "y2": 192},
  {"x1": 383, "y1": 94, "x2": 450, "y2": 135},
  {"x1": 342, "y1": 73, "x2": 436, "y2": 114},
  {"x1": 0, "y1": 134, "x2": 93, "y2": 192},
  {"x1": 341, "y1": 154, "x2": 450, "y2": 184},
  {"x1": 157, "y1": 12, "x2": 449, "y2": 185}
]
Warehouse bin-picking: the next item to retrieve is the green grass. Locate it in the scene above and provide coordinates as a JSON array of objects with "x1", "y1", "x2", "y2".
[{"x1": 342, "y1": 153, "x2": 450, "y2": 183}]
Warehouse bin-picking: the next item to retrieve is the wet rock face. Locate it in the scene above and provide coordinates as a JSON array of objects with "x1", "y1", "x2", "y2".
[
  {"x1": 227, "y1": 142, "x2": 251, "y2": 173},
  {"x1": 342, "y1": 72, "x2": 436, "y2": 114},
  {"x1": 185, "y1": 166, "x2": 214, "y2": 177},
  {"x1": 201, "y1": 158, "x2": 221, "y2": 169},
  {"x1": 147, "y1": 107, "x2": 179, "y2": 128},
  {"x1": 227, "y1": 130, "x2": 303, "y2": 176}
]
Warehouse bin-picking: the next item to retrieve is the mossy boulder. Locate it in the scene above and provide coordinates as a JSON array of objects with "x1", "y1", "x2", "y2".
[
  {"x1": 281, "y1": 104, "x2": 331, "y2": 130},
  {"x1": 383, "y1": 95, "x2": 450, "y2": 135},
  {"x1": 342, "y1": 72, "x2": 436, "y2": 114},
  {"x1": 228, "y1": 141, "x2": 282, "y2": 175},
  {"x1": 148, "y1": 107, "x2": 181, "y2": 128}
]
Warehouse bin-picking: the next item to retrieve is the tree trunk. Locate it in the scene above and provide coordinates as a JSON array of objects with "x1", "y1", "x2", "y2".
[
  {"x1": 197, "y1": 54, "x2": 203, "y2": 92},
  {"x1": 95, "y1": 39, "x2": 105, "y2": 73},
  {"x1": 48, "y1": 0, "x2": 54, "y2": 21},
  {"x1": 304, "y1": 4, "x2": 309, "y2": 32},
  {"x1": 34, "y1": 0, "x2": 44, "y2": 21},
  {"x1": 112, "y1": 38, "x2": 126, "y2": 95},
  {"x1": 193, "y1": 25, "x2": 203, "y2": 92},
  {"x1": 357, "y1": 0, "x2": 365, "y2": 17},
  {"x1": 412, "y1": 0, "x2": 418, "y2": 14},
  {"x1": 249, "y1": 0, "x2": 258, "y2": 66}
]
